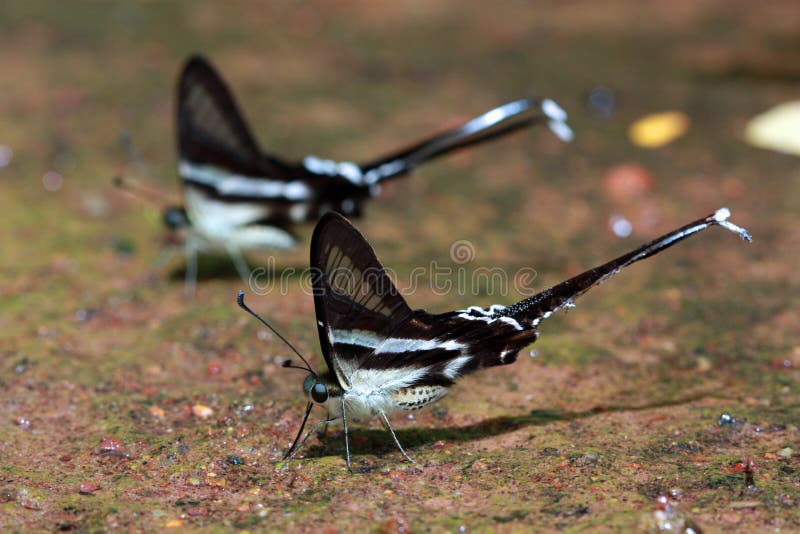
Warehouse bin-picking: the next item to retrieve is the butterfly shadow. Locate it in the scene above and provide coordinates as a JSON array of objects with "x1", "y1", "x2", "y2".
[
  {"x1": 301, "y1": 387, "x2": 724, "y2": 460},
  {"x1": 166, "y1": 254, "x2": 308, "y2": 284}
]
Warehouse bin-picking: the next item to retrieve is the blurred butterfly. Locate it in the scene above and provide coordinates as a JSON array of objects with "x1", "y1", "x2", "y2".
[
  {"x1": 238, "y1": 208, "x2": 751, "y2": 469},
  {"x1": 162, "y1": 55, "x2": 572, "y2": 294}
]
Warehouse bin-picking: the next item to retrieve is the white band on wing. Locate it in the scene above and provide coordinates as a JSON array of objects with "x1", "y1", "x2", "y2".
[{"x1": 179, "y1": 160, "x2": 312, "y2": 201}]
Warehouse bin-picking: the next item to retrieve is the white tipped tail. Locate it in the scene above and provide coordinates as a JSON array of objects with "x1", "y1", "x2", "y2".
[
  {"x1": 713, "y1": 207, "x2": 752, "y2": 242},
  {"x1": 542, "y1": 98, "x2": 574, "y2": 142}
]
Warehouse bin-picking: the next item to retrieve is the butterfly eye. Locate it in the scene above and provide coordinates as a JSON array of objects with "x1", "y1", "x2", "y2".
[
  {"x1": 163, "y1": 207, "x2": 188, "y2": 229},
  {"x1": 311, "y1": 382, "x2": 328, "y2": 404}
]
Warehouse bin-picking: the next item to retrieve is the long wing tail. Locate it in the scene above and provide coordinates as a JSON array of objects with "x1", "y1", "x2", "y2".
[
  {"x1": 501, "y1": 208, "x2": 752, "y2": 328},
  {"x1": 352, "y1": 98, "x2": 573, "y2": 186}
]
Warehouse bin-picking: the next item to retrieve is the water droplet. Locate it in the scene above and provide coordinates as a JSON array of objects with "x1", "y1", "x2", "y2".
[
  {"x1": 42, "y1": 170, "x2": 63, "y2": 192},
  {"x1": 609, "y1": 214, "x2": 633, "y2": 238},
  {"x1": 718, "y1": 412, "x2": 737, "y2": 426}
]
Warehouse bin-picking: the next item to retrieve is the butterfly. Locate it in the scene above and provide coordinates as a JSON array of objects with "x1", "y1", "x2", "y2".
[
  {"x1": 238, "y1": 207, "x2": 751, "y2": 469},
  {"x1": 163, "y1": 55, "x2": 573, "y2": 294}
]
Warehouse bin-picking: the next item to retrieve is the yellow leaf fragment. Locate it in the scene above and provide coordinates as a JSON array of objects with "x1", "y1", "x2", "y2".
[{"x1": 629, "y1": 111, "x2": 690, "y2": 148}]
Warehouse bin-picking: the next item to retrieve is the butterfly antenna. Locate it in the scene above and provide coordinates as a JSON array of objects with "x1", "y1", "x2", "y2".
[
  {"x1": 118, "y1": 130, "x2": 154, "y2": 176},
  {"x1": 281, "y1": 360, "x2": 313, "y2": 372},
  {"x1": 112, "y1": 174, "x2": 169, "y2": 208},
  {"x1": 237, "y1": 291, "x2": 316, "y2": 375}
]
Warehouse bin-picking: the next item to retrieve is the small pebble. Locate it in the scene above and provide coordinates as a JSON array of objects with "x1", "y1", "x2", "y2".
[
  {"x1": 778, "y1": 447, "x2": 793, "y2": 458},
  {"x1": 718, "y1": 413, "x2": 737, "y2": 426},
  {"x1": 96, "y1": 436, "x2": 130, "y2": 458},
  {"x1": 75, "y1": 309, "x2": 95, "y2": 322},
  {"x1": 603, "y1": 163, "x2": 654, "y2": 201},
  {"x1": 186, "y1": 507, "x2": 208, "y2": 517},
  {"x1": 14, "y1": 417, "x2": 31, "y2": 430},
  {"x1": 380, "y1": 515, "x2": 410, "y2": 534},
  {"x1": 696, "y1": 356, "x2": 712, "y2": 372},
  {"x1": 192, "y1": 404, "x2": 214, "y2": 419},
  {"x1": 79, "y1": 482, "x2": 100, "y2": 494}
]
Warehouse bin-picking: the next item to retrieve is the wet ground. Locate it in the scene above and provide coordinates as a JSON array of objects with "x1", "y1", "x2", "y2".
[{"x1": 1, "y1": 1, "x2": 798, "y2": 532}]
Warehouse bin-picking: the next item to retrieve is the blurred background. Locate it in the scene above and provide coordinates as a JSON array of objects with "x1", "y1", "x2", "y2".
[{"x1": 1, "y1": 1, "x2": 798, "y2": 531}]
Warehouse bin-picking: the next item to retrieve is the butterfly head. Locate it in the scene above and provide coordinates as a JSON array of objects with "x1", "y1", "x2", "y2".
[
  {"x1": 303, "y1": 374, "x2": 329, "y2": 404},
  {"x1": 162, "y1": 205, "x2": 189, "y2": 230}
]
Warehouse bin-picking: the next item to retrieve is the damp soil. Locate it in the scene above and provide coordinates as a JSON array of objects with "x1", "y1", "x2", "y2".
[{"x1": 1, "y1": 1, "x2": 799, "y2": 532}]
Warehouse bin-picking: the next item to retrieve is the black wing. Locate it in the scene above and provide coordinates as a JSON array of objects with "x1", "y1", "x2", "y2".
[
  {"x1": 177, "y1": 55, "x2": 368, "y2": 225},
  {"x1": 176, "y1": 54, "x2": 292, "y2": 179},
  {"x1": 311, "y1": 212, "x2": 414, "y2": 389}
]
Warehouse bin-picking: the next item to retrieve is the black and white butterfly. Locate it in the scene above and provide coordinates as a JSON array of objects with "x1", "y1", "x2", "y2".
[
  {"x1": 163, "y1": 55, "x2": 573, "y2": 294},
  {"x1": 238, "y1": 207, "x2": 751, "y2": 469}
]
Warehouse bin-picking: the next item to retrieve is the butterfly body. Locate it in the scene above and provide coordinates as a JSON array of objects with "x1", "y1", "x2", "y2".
[
  {"x1": 171, "y1": 54, "x2": 572, "y2": 293},
  {"x1": 182, "y1": 186, "x2": 297, "y2": 251},
  {"x1": 315, "y1": 309, "x2": 539, "y2": 424}
]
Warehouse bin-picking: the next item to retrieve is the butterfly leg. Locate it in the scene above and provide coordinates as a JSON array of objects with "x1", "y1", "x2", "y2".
[
  {"x1": 184, "y1": 240, "x2": 199, "y2": 297},
  {"x1": 341, "y1": 396, "x2": 352, "y2": 471},
  {"x1": 225, "y1": 243, "x2": 252, "y2": 286},
  {"x1": 147, "y1": 244, "x2": 178, "y2": 282},
  {"x1": 282, "y1": 416, "x2": 341, "y2": 468},
  {"x1": 379, "y1": 411, "x2": 415, "y2": 464},
  {"x1": 316, "y1": 420, "x2": 330, "y2": 439}
]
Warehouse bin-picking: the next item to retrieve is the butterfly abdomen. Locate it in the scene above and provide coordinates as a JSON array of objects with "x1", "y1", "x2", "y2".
[{"x1": 392, "y1": 385, "x2": 449, "y2": 411}]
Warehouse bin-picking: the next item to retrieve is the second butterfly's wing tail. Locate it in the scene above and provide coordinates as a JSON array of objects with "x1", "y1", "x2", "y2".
[
  {"x1": 500, "y1": 208, "x2": 752, "y2": 328},
  {"x1": 355, "y1": 98, "x2": 574, "y2": 186}
]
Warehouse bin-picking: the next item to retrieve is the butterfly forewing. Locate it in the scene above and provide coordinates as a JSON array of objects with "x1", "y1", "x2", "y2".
[
  {"x1": 311, "y1": 213, "x2": 415, "y2": 388},
  {"x1": 177, "y1": 56, "x2": 268, "y2": 174}
]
